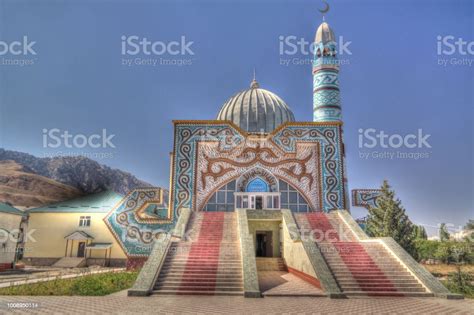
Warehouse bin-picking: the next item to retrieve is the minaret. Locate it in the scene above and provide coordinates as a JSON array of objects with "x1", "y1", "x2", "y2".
[
  {"x1": 312, "y1": 21, "x2": 341, "y2": 122},
  {"x1": 313, "y1": 19, "x2": 350, "y2": 210}
]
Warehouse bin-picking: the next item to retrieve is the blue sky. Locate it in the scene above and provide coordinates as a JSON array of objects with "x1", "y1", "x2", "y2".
[{"x1": 0, "y1": 0, "x2": 472, "y2": 235}]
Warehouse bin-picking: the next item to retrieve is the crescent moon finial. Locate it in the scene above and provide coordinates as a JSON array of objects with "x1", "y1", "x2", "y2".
[{"x1": 318, "y1": 0, "x2": 330, "y2": 18}]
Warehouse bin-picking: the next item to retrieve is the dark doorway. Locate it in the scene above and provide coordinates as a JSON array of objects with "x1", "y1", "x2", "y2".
[
  {"x1": 255, "y1": 196, "x2": 263, "y2": 209},
  {"x1": 77, "y1": 242, "x2": 86, "y2": 258},
  {"x1": 256, "y1": 231, "x2": 273, "y2": 257}
]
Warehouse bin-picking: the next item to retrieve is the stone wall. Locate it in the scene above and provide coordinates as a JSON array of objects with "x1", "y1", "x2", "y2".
[
  {"x1": 23, "y1": 257, "x2": 60, "y2": 266},
  {"x1": 236, "y1": 209, "x2": 260, "y2": 298}
]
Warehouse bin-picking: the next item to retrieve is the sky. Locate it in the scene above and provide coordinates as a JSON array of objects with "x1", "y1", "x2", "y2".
[{"x1": 0, "y1": 0, "x2": 472, "y2": 236}]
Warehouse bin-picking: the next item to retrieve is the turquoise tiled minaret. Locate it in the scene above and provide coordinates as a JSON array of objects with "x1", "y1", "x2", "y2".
[
  {"x1": 313, "y1": 20, "x2": 350, "y2": 209},
  {"x1": 313, "y1": 21, "x2": 341, "y2": 122}
]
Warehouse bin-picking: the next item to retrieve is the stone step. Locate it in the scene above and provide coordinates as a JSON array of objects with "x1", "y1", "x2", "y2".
[
  {"x1": 328, "y1": 263, "x2": 405, "y2": 268},
  {"x1": 341, "y1": 285, "x2": 425, "y2": 291},
  {"x1": 337, "y1": 279, "x2": 421, "y2": 285},
  {"x1": 343, "y1": 291, "x2": 433, "y2": 297},
  {"x1": 330, "y1": 268, "x2": 408, "y2": 273},
  {"x1": 155, "y1": 284, "x2": 243, "y2": 292},
  {"x1": 164, "y1": 259, "x2": 241, "y2": 263},
  {"x1": 152, "y1": 290, "x2": 244, "y2": 296},
  {"x1": 162, "y1": 264, "x2": 242, "y2": 269},
  {"x1": 334, "y1": 275, "x2": 416, "y2": 280},
  {"x1": 156, "y1": 281, "x2": 243, "y2": 288},
  {"x1": 157, "y1": 278, "x2": 243, "y2": 285},
  {"x1": 162, "y1": 267, "x2": 242, "y2": 274},
  {"x1": 161, "y1": 274, "x2": 243, "y2": 280}
]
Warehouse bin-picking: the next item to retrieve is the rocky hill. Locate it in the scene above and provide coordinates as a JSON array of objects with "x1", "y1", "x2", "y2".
[{"x1": 0, "y1": 148, "x2": 152, "y2": 208}]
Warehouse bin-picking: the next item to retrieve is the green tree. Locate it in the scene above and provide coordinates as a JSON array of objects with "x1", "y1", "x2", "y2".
[
  {"x1": 366, "y1": 180, "x2": 416, "y2": 256},
  {"x1": 439, "y1": 223, "x2": 450, "y2": 242},
  {"x1": 464, "y1": 219, "x2": 474, "y2": 230},
  {"x1": 413, "y1": 225, "x2": 428, "y2": 240}
]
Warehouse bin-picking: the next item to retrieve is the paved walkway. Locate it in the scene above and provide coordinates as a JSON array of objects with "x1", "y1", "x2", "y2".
[
  {"x1": 258, "y1": 271, "x2": 325, "y2": 296},
  {"x1": 0, "y1": 295, "x2": 473, "y2": 314}
]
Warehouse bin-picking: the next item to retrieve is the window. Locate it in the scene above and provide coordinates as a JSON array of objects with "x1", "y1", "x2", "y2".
[
  {"x1": 79, "y1": 216, "x2": 91, "y2": 227},
  {"x1": 279, "y1": 179, "x2": 310, "y2": 212},
  {"x1": 203, "y1": 180, "x2": 236, "y2": 212}
]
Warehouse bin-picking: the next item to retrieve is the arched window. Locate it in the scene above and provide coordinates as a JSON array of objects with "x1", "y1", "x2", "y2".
[
  {"x1": 279, "y1": 179, "x2": 310, "y2": 212},
  {"x1": 246, "y1": 177, "x2": 269, "y2": 192},
  {"x1": 203, "y1": 180, "x2": 236, "y2": 212}
]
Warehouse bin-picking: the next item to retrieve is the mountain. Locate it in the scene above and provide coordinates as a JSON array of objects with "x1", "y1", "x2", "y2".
[
  {"x1": 0, "y1": 160, "x2": 83, "y2": 209},
  {"x1": 0, "y1": 149, "x2": 153, "y2": 208}
]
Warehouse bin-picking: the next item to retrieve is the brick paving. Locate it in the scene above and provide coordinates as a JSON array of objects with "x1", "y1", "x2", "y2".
[
  {"x1": 0, "y1": 295, "x2": 473, "y2": 314},
  {"x1": 259, "y1": 271, "x2": 325, "y2": 296}
]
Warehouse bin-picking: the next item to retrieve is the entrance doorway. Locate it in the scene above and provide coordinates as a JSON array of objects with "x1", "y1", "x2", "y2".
[
  {"x1": 77, "y1": 242, "x2": 86, "y2": 258},
  {"x1": 234, "y1": 192, "x2": 280, "y2": 210},
  {"x1": 256, "y1": 231, "x2": 273, "y2": 257}
]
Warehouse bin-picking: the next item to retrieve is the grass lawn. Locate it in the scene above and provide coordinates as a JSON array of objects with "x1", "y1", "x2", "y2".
[{"x1": 0, "y1": 271, "x2": 138, "y2": 296}]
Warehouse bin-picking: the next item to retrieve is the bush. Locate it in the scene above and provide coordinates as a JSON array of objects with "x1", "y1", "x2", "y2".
[
  {"x1": 444, "y1": 267, "x2": 474, "y2": 298},
  {"x1": 414, "y1": 239, "x2": 439, "y2": 261},
  {"x1": 435, "y1": 242, "x2": 452, "y2": 263},
  {"x1": 414, "y1": 240, "x2": 474, "y2": 264},
  {"x1": 0, "y1": 271, "x2": 138, "y2": 296}
]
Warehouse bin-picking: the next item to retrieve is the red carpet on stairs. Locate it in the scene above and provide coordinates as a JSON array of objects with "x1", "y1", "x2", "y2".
[
  {"x1": 178, "y1": 212, "x2": 225, "y2": 292},
  {"x1": 305, "y1": 212, "x2": 403, "y2": 296}
]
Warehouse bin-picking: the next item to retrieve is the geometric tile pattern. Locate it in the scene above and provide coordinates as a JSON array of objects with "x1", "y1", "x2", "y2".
[
  {"x1": 104, "y1": 188, "x2": 174, "y2": 257},
  {"x1": 172, "y1": 121, "x2": 346, "y2": 213},
  {"x1": 351, "y1": 189, "x2": 383, "y2": 210}
]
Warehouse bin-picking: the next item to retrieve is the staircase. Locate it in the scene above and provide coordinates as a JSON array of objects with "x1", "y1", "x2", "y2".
[
  {"x1": 256, "y1": 257, "x2": 287, "y2": 271},
  {"x1": 52, "y1": 257, "x2": 86, "y2": 268},
  {"x1": 153, "y1": 212, "x2": 243, "y2": 295},
  {"x1": 295, "y1": 212, "x2": 430, "y2": 297}
]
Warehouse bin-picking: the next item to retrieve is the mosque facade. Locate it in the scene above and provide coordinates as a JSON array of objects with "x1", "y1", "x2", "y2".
[{"x1": 20, "y1": 18, "x2": 455, "y2": 299}]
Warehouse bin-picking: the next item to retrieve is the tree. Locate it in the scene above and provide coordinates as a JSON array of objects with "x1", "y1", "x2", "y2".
[
  {"x1": 414, "y1": 225, "x2": 428, "y2": 240},
  {"x1": 366, "y1": 180, "x2": 416, "y2": 256},
  {"x1": 439, "y1": 223, "x2": 450, "y2": 242},
  {"x1": 464, "y1": 219, "x2": 474, "y2": 231}
]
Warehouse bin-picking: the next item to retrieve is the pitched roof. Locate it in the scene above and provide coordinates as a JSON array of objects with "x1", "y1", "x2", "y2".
[
  {"x1": 28, "y1": 190, "x2": 123, "y2": 214},
  {"x1": 64, "y1": 230, "x2": 94, "y2": 240},
  {"x1": 0, "y1": 202, "x2": 24, "y2": 216}
]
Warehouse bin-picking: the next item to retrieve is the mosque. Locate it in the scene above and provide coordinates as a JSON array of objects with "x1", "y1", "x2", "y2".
[{"x1": 20, "y1": 18, "x2": 456, "y2": 298}]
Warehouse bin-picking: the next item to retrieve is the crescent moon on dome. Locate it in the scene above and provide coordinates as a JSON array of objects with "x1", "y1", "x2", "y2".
[{"x1": 318, "y1": 1, "x2": 330, "y2": 14}]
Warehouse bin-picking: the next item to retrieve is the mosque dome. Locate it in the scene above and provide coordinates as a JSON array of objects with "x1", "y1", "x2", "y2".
[
  {"x1": 315, "y1": 21, "x2": 336, "y2": 44},
  {"x1": 216, "y1": 78, "x2": 295, "y2": 133}
]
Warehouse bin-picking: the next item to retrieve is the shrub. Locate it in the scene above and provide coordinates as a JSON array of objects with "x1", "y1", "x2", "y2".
[
  {"x1": 414, "y1": 240, "x2": 474, "y2": 264},
  {"x1": 0, "y1": 271, "x2": 138, "y2": 296},
  {"x1": 435, "y1": 242, "x2": 452, "y2": 263},
  {"x1": 444, "y1": 267, "x2": 474, "y2": 298}
]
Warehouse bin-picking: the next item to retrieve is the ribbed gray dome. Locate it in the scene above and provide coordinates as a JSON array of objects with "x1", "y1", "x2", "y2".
[{"x1": 217, "y1": 79, "x2": 295, "y2": 133}]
